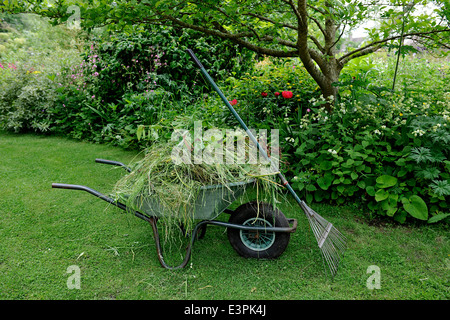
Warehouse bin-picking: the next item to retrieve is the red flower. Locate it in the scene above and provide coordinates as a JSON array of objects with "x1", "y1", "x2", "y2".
[
  {"x1": 229, "y1": 99, "x2": 238, "y2": 106},
  {"x1": 261, "y1": 92, "x2": 268, "y2": 97},
  {"x1": 282, "y1": 91, "x2": 293, "y2": 99},
  {"x1": 274, "y1": 92, "x2": 280, "y2": 97}
]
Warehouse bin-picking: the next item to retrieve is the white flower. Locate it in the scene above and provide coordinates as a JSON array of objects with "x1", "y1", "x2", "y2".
[
  {"x1": 374, "y1": 129, "x2": 382, "y2": 135},
  {"x1": 285, "y1": 137, "x2": 295, "y2": 143},
  {"x1": 412, "y1": 129, "x2": 425, "y2": 137},
  {"x1": 327, "y1": 149, "x2": 337, "y2": 155}
]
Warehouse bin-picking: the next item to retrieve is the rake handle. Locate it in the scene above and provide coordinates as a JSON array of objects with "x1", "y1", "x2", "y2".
[{"x1": 186, "y1": 49, "x2": 306, "y2": 209}]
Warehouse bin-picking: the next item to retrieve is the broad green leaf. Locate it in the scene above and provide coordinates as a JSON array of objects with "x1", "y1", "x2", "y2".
[
  {"x1": 427, "y1": 213, "x2": 450, "y2": 224},
  {"x1": 357, "y1": 180, "x2": 366, "y2": 189},
  {"x1": 402, "y1": 195, "x2": 428, "y2": 221},
  {"x1": 317, "y1": 174, "x2": 333, "y2": 190},
  {"x1": 320, "y1": 161, "x2": 332, "y2": 171},
  {"x1": 136, "y1": 125, "x2": 144, "y2": 141},
  {"x1": 366, "y1": 185, "x2": 375, "y2": 196},
  {"x1": 376, "y1": 175, "x2": 397, "y2": 188},
  {"x1": 375, "y1": 189, "x2": 389, "y2": 202},
  {"x1": 337, "y1": 185, "x2": 345, "y2": 193}
]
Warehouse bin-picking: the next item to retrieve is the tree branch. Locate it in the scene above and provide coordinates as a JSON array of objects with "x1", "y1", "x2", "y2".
[
  {"x1": 244, "y1": 12, "x2": 297, "y2": 31},
  {"x1": 280, "y1": 0, "x2": 303, "y2": 27},
  {"x1": 308, "y1": 15, "x2": 326, "y2": 37},
  {"x1": 309, "y1": 35, "x2": 326, "y2": 53},
  {"x1": 163, "y1": 14, "x2": 299, "y2": 57},
  {"x1": 339, "y1": 28, "x2": 450, "y2": 65}
]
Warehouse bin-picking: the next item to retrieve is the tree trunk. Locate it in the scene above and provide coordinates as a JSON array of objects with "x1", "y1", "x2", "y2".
[{"x1": 320, "y1": 58, "x2": 342, "y2": 111}]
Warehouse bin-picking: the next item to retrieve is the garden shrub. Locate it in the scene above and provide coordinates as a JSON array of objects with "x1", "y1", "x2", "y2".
[
  {"x1": 0, "y1": 63, "x2": 56, "y2": 132},
  {"x1": 286, "y1": 85, "x2": 450, "y2": 223},
  {"x1": 0, "y1": 14, "x2": 82, "y2": 133},
  {"x1": 214, "y1": 53, "x2": 450, "y2": 223},
  {"x1": 1, "y1": 14, "x2": 449, "y2": 224},
  {"x1": 0, "y1": 50, "x2": 80, "y2": 133},
  {"x1": 53, "y1": 24, "x2": 255, "y2": 148},
  {"x1": 220, "y1": 57, "x2": 319, "y2": 130}
]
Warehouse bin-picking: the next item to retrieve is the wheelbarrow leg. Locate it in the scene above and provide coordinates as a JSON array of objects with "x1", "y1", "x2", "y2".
[
  {"x1": 148, "y1": 218, "x2": 209, "y2": 270},
  {"x1": 52, "y1": 183, "x2": 206, "y2": 270}
]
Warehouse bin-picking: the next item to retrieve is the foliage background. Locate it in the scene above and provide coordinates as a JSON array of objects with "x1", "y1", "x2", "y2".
[{"x1": 0, "y1": 13, "x2": 449, "y2": 224}]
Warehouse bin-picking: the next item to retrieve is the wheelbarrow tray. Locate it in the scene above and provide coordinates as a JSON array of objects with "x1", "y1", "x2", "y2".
[{"x1": 119, "y1": 180, "x2": 253, "y2": 220}]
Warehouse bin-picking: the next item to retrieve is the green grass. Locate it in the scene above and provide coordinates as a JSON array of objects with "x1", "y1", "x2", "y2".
[{"x1": 0, "y1": 132, "x2": 449, "y2": 300}]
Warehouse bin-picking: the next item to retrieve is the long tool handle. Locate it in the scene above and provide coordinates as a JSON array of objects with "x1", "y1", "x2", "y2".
[{"x1": 186, "y1": 49, "x2": 306, "y2": 209}]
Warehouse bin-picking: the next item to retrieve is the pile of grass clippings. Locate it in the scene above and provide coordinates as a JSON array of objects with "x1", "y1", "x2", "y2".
[{"x1": 113, "y1": 130, "x2": 282, "y2": 240}]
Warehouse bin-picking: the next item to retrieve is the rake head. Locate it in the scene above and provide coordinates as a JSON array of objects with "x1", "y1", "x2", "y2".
[{"x1": 299, "y1": 201, "x2": 347, "y2": 277}]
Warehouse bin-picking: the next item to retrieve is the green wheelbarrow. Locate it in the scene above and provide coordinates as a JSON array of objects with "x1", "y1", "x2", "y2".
[{"x1": 52, "y1": 159, "x2": 297, "y2": 269}]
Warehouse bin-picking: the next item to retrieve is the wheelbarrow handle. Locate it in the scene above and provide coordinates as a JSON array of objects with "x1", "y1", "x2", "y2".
[
  {"x1": 95, "y1": 158, "x2": 131, "y2": 172},
  {"x1": 51, "y1": 183, "x2": 152, "y2": 222}
]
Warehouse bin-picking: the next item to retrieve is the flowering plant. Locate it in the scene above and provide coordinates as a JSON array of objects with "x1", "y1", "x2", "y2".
[
  {"x1": 281, "y1": 91, "x2": 293, "y2": 99},
  {"x1": 287, "y1": 88, "x2": 449, "y2": 223}
]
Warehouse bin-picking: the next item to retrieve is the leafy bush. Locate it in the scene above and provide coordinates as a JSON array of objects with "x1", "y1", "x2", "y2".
[
  {"x1": 135, "y1": 52, "x2": 450, "y2": 224},
  {"x1": 286, "y1": 86, "x2": 449, "y2": 223},
  {"x1": 0, "y1": 14, "x2": 82, "y2": 133},
  {"x1": 1, "y1": 14, "x2": 449, "y2": 224},
  {"x1": 0, "y1": 50, "x2": 80, "y2": 133},
  {"x1": 52, "y1": 24, "x2": 255, "y2": 148},
  {"x1": 216, "y1": 57, "x2": 319, "y2": 137},
  {"x1": 0, "y1": 64, "x2": 56, "y2": 132}
]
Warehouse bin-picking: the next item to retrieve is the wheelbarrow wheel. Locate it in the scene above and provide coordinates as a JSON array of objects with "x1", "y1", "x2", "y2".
[{"x1": 227, "y1": 201, "x2": 290, "y2": 259}]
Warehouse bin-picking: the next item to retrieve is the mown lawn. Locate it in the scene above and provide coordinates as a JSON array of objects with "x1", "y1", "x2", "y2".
[{"x1": 0, "y1": 132, "x2": 448, "y2": 300}]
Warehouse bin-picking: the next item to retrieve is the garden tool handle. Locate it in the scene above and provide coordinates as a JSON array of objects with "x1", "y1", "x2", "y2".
[
  {"x1": 95, "y1": 158, "x2": 132, "y2": 172},
  {"x1": 186, "y1": 49, "x2": 204, "y2": 69},
  {"x1": 186, "y1": 48, "x2": 305, "y2": 209}
]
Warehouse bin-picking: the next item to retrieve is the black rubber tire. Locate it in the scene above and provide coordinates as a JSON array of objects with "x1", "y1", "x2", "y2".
[{"x1": 227, "y1": 201, "x2": 290, "y2": 259}]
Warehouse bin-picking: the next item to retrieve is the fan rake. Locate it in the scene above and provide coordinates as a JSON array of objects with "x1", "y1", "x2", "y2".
[
  {"x1": 186, "y1": 49, "x2": 348, "y2": 277},
  {"x1": 300, "y1": 201, "x2": 347, "y2": 277}
]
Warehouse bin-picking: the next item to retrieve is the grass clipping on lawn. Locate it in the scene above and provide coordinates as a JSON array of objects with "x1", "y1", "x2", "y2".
[{"x1": 113, "y1": 134, "x2": 282, "y2": 240}]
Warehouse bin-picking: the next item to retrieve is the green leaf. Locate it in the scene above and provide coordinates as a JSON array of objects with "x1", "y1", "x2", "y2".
[
  {"x1": 395, "y1": 158, "x2": 406, "y2": 166},
  {"x1": 375, "y1": 189, "x2": 389, "y2": 202},
  {"x1": 366, "y1": 185, "x2": 375, "y2": 196},
  {"x1": 319, "y1": 161, "x2": 332, "y2": 171},
  {"x1": 394, "y1": 210, "x2": 407, "y2": 224},
  {"x1": 317, "y1": 175, "x2": 333, "y2": 190},
  {"x1": 427, "y1": 213, "x2": 450, "y2": 224},
  {"x1": 402, "y1": 195, "x2": 428, "y2": 221},
  {"x1": 136, "y1": 125, "x2": 144, "y2": 141},
  {"x1": 376, "y1": 175, "x2": 397, "y2": 188}
]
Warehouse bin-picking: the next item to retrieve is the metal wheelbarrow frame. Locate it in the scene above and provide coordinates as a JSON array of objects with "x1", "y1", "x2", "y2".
[{"x1": 52, "y1": 159, "x2": 297, "y2": 269}]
